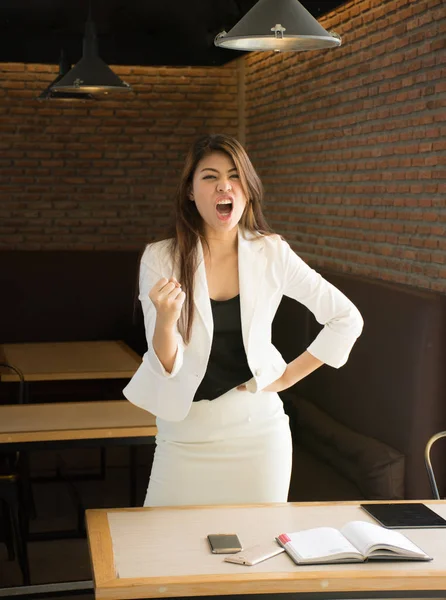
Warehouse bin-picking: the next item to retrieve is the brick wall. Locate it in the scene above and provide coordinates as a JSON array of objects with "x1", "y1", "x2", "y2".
[
  {"x1": 244, "y1": 0, "x2": 445, "y2": 291},
  {"x1": 0, "y1": 63, "x2": 240, "y2": 250},
  {"x1": 0, "y1": 0, "x2": 445, "y2": 292}
]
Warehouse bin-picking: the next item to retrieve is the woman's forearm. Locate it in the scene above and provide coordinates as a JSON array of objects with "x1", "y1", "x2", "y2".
[
  {"x1": 282, "y1": 350, "x2": 324, "y2": 389},
  {"x1": 152, "y1": 321, "x2": 178, "y2": 374}
]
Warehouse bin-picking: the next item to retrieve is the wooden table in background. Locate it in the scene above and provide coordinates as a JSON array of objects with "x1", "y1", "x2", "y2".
[
  {"x1": 0, "y1": 340, "x2": 141, "y2": 382},
  {"x1": 0, "y1": 340, "x2": 144, "y2": 504},
  {"x1": 0, "y1": 401, "x2": 157, "y2": 597},
  {"x1": 0, "y1": 400, "x2": 156, "y2": 444},
  {"x1": 0, "y1": 400, "x2": 157, "y2": 506},
  {"x1": 86, "y1": 500, "x2": 446, "y2": 600}
]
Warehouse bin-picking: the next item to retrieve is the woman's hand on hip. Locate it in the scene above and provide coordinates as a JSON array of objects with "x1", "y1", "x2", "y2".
[
  {"x1": 237, "y1": 372, "x2": 289, "y2": 393},
  {"x1": 237, "y1": 353, "x2": 324, "y2": 393},
  {"x1": 149, "y1": 277, "x2": 186, "y2": 329}
]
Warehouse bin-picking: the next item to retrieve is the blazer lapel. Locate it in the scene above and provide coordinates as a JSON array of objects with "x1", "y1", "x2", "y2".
[
  {"x1": 238, "y1": 229, "x2": 266, "y2": 353},
  {"x1": 194, "y1": 239, "x2": 213, "y2": 343}
]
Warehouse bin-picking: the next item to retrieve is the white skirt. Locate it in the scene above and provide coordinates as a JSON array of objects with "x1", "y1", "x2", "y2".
[{"x1": 144, "y1": 388, "x2": 292, "y2": 507}]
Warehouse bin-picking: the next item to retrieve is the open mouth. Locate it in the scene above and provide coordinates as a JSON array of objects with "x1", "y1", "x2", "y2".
[{"x1": 216, "y1": 199, "x2": 233, "y2": 219}]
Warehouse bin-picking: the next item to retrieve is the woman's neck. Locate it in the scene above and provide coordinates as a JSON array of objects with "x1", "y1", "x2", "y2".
[{"x1": 203, "y1": 227, "x2": 238, "y2": 259}]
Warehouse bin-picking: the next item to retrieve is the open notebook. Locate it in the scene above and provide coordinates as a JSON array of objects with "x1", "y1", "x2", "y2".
[{"x1": 276, "y1": 520, "x2": 432, "y2": 565}]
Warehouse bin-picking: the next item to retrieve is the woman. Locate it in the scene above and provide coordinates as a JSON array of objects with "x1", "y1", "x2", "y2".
[{"x1": 124, "y1": 133, "x2": 363, "y2": 507}]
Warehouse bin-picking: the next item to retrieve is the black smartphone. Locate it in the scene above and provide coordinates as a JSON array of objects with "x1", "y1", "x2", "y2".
[{"x1": 207, "y1": 533, "x2": 242, "y2": 554}]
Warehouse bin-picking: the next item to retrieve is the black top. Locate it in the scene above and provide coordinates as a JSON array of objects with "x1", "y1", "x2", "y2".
[{"x1": 193, "y1": 295, "x2": 253, "y2": 402}]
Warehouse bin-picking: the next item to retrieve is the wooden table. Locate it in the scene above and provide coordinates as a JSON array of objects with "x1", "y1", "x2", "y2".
[
  {"x1": 0, "y1": 340, "x2": 141, "y2": 382},
  {"x1": 0, "y1": 401, "x2": 157, "y2": 596},
  {"x1": 0, "y1": 400, "x2": 157, "y2": 501},
  {"x1": 0, "y1": 400, "x2": 156, "y2": 444},
  {"x1": 86, "y1": 501, "x2": 446, "y2": 600}
]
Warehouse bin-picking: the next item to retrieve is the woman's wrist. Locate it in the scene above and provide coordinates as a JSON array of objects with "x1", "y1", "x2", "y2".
[
  {"x1": 154, "y1": 316, "x2": 177, "y2": 335},
  {"x1": 153, "y1": 321, "x2": 178, "y2": 374},
  {"x1": 278, "y1": 366, "x2": 292, "y2": 391}
]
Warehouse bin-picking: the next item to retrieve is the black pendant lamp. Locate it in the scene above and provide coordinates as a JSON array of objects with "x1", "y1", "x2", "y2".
[
  {"x1": 37, "y1": 50, "x2": 95, "y2": 101},
  {"x1": 51, "y1": 7, "x2": 132, "y2": 94},
  {"x1": 214, "y1": 0, "x2": 341, "y2": 52}
]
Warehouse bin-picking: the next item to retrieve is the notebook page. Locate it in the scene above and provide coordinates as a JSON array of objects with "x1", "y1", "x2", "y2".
[
  {"x1": 283, "y1": 527, "x2": 362, "y2": 561},
  {"x1": 341, "y1": 521, "x2": 427, "y2": 557}
]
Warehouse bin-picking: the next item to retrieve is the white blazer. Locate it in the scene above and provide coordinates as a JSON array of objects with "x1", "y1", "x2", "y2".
[{"x1": 123, "y1": 229, "x2": 363, "y2": 421}]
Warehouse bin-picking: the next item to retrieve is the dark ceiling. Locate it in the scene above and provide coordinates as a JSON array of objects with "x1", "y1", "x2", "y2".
[{"x1": 0, "y1": 0, "x2": 348, "y2": 68}]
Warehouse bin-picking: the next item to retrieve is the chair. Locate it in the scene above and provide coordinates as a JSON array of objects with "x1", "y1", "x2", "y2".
[
  {"x1": 0, "y1": 362, "x2": 31, "y2": 584},
  {"x1": 0, "y1": 460, "x2": 30, "y2": 584},
  {"x1": 0, "y1": 361, "x2": 25, "y2": 404},
  {"x1": 424, "y1": 431, "x2": 446, "y2": 499}
]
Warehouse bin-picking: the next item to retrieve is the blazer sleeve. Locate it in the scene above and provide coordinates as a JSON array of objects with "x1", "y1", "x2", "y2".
[
  {"x1": 139, "y1": 249, "x2": 186, "y2": 379},
  {"x1": 280, "y1": 240, "x2": 363, "y2": 368}
]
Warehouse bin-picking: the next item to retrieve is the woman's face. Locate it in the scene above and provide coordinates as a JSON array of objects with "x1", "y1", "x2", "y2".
[{"x1": 190, "y1": 151, "x2": 247, "y2": 237}]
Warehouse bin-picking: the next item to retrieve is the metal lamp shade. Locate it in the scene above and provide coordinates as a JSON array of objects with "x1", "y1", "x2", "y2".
[
  {"x1": 52, "y1": 11, "x2": 131, "y2": 94},
  {"x1": 52, "y1": 54, "x2": 131, "y2": 94},
  {"x1": 214, "y1": 0, "x2": 341, "y2": 52},
  {"x1": 37, "y1": 50, "x2": 95, "y2": 101}
]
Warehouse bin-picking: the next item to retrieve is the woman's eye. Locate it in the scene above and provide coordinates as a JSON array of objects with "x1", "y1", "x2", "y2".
[
  {"x1": 202, "y1": 175, "x2": 215, "y2": 180},
  {"x1": 230, "y1": 174, "x2": 240, "y2": 179}
]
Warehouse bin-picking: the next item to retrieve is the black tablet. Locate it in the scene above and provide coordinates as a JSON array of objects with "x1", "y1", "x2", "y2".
[{"x1": 360, "y1": 502, "x2": 446, "y2": 529}]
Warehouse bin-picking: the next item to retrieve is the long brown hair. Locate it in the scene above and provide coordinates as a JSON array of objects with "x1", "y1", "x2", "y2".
[{"x1": 168, "y1": 133, "x2": 273, "y2": 344}]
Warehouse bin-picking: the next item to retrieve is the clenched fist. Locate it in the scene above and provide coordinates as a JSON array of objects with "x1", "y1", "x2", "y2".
[{"x1": 149, "y1": 277, "x2": 186, "y2": 329}]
